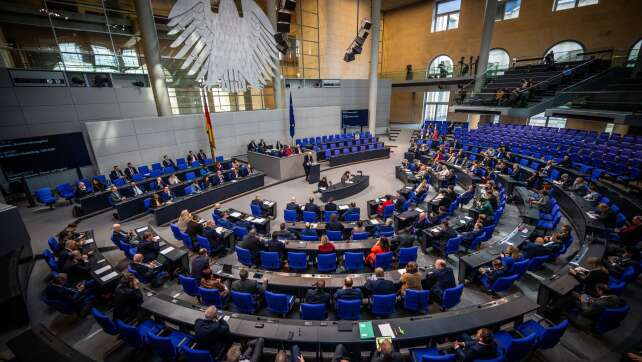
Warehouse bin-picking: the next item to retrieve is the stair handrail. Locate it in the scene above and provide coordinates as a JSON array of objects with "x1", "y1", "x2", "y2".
[{"x1": 514, "y1": 57, "x2": 599, "y2": 96}]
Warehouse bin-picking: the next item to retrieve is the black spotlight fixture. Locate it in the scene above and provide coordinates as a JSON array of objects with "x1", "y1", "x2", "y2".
[
  {"x1": 274, "y1": 0, "x2": 296, "y2": 54},
  {"x1": 343, "y1": 18, "x2": 371, "y2": 62}
]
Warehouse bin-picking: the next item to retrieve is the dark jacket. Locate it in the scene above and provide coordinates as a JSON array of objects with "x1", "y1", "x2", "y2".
[
  {"x1": 425, "y1": 267, "x2": 456, "y2": 292},
  {"x1": 364, "y1": 277, "x2": 396, "y2": 295},
  {"x1": 324, "y1": 202, "x2": 337, "y2": 211},
  {"x1": 231, "y1": 278, "x2": 264, "y2": 295},
  {"x1": 370, "y1": 351, "x2": 403, "y2": 362},
  {"x1": 286, "y1": 202, "x2": 301, "y2": 212},
  {"x1": 304, "y1": 202, "x2": 320, "y2": 213},
  {"x1": 521, "y1": 242, "x2": 552, "y2": 259},
  {"x1": 305, "y1": 288, "x2": 331, "y2": 306},
  {"x1": 239, "y1": 234, "x2": 262, "y2": 259},
  {"x1": 456, "y1": 340, "x2": 499, "y2": 362},
  {"x1": 326, "y1": 221, "x2": 344, "y2": 232},
  {"x1": 194, "y1": 318, "x2": 231, "y2": 359},
  {"x1": 191, "y1": 255, "x2": 210, "y2": 279},
  {"x1": 334, "y1": 288, "x2": 363, "y2": 302},
  {"x1": 136, "y1": 239, "x2": 160, "y2": 262},
  {"x1": 113, "y1": 281, "x2": 143, "y2": 321},
  {"x1": 45, "y1": 283, "x2": 81, "y2": 305},
  {"x1": 186, "y1": 220, "x2": 204, "y2": 241}
]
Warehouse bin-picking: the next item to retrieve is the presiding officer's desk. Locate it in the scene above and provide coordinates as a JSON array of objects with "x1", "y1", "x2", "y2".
[
  {"x1": 142, "y1": 288, "x2": 538, "y2": 351},
  {"x1": 153, "y1": 172, "x2": 265, "y2": 225},
  {"x1": 320, "y1": 175, "x2": 369, "y2": 202},
  {"x1": 247, "y1": 151, "x2": 307, "y2": 180}
]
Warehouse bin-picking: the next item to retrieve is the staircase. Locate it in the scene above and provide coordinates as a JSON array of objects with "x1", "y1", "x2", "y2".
[{"x1": 388, "y1": 127, "x2": 401, "y2": 141}]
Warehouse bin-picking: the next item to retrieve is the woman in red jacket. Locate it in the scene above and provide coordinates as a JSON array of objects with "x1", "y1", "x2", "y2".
[
  {"x1": 366, "y1": 237, "x2": 390, "y2": 267},
  {"x1": 377, "y1": 195, "x2": 394, "y2": 216}
]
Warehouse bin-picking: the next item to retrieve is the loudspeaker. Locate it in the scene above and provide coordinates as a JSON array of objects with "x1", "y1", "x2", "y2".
[
  {"x1": 277, "y1": 22, "x2": 290, "y2": 33},
  {"x1": 277, "y1": 10, "x2": 291, "y2": 22},
  {"x1": 274, "y1": 33, "x2": 289, "y2": 54},
  {"x1": 280, "y1": 0, "x2": 296, "y2": 11},
  {"x1": 361, "y1": 19, "x2": 372, "y2": 30},
  {"x1": 344, "y1": 51, "x2": 355, "y2": 62},
  {"x1": 352, "y1": 44, "x2": 363, "y2": 55}
]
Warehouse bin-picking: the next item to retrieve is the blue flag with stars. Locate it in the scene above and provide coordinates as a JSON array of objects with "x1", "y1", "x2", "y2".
[{"x1": 289, "y1": 92, "x2": 295, "y2": 138}]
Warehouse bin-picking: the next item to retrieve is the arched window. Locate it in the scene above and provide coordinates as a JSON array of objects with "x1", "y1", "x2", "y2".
[
  {"x1": 427, "y1": 55, "x2": 453, "y2": 78},
  {"x1": 545, "y1": 41, "x2": 585, "y2": 62},
  {"x1": 627, "y1": 39, "x2": 641, "y2": 67},
  {"x1": 488, "y1": 49, "x2": 510, "y2": 71}
]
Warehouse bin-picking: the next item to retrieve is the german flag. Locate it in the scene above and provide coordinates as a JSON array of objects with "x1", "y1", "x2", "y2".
[{"x1": 202, "y1": 91, "x2": 216, "y2": 156}]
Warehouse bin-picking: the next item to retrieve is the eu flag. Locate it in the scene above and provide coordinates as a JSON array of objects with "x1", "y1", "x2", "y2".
[{"x1": 289, "y1": 92, "x2": 295, "y2": 138}]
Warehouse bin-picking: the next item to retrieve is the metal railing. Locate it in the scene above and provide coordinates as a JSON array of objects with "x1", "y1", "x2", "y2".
[{"x1": 379, "y1": 63, "x2": 493, "y2": 81}]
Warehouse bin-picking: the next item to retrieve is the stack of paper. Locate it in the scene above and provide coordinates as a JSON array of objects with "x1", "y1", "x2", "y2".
[{"x1": 160, "y1": 246, "x2": 175, "y2": 255}]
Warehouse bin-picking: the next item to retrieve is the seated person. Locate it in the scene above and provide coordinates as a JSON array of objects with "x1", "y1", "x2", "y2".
[
  {"x1": 567, "y1": 283, "x2": 625, "y2": 330},
  {"x1": 426, "y1": 221, "x2": 457, "y2": 253},
  {"x1": 522, "y1": 237, "x2": 552, "y2": 259},
  {"x1": 559, "y1": 155, "x2": 572, "y2": 167},
  {"x1": 212, "y1": 203, "x2": 224, "y2": 219},
  {"x1": 108, "y1": 185, "x2": 125, "y2": 204},
  {"x1": 352, "y1": 220, "x2": 366, "y2": 233},
  {"x1": 152, "y1": 176, "x2": 166, "y2": 190},
  {"x1": 364, "y1": 267, "x2": 396, "y2": 296},
  {"x1": 226, "y1": 339, "x2": 264, "y2": 362},
  {"x1": 113, "y1": 272, "x2": 143, "y2": 322},
  {"x1": 583, "y1": 184, "x2": 601, "y2": 204},
  {"x1": 478, "y1": 259, "x2": 509, "y2": 289},
  {"x1": 341, "y1": 202, "x2": 360, "y2": 220},
  {"x1": 569, "y1": 177, "x2": 588, "y2": 195},
  {"x1": 318, "y1": 177, "x2": 329, "y2": 191},
  {"x1": 160, "y1": 185, "x2": 174, "y2": 202},
  {"x1": 334, "y1": 277, "x2": 363, "y2": 302},
  {"x1": 239, "y1": 229, "x2": 263, "y2": 265},
  {"x1": 195, "y1": 306, "x2": 233, "y2": 360},
  {"x1": 168, "y1": 173, "x2": 180, "y2": 185},
  {"x1": 162, "y1": 155, "x2": 176, "y2": 168},
  {"x1": 412, "y1": 212, "x2": 432, "y2": 237},
  {"x1": 394, "y1": 191, "x2": 406, "y2": 212},
  {"x1": 63, "y1": 250, "x2": 92, "y2": 286},
  {"x1": 305, "y1": 280, "x2": 331, "y2": 306},
  {"x1": 228, "y1": 168, "x2": 240, "y2": 180},
  {"x1": 231, "y1": 268, "x2": 264, "y2": 302},
  {"x1": 568, "y1": 257, "x2": 609, "y2": 297},
  {"x1": 211, "y1": 171, "x2": 224, "y2": 185},
  {"x1": 286, "y1": 197, "x2": 301, "y2": 214},
  {"x1": 186, "y1": 214, "x2": 204, "y2": 246},
  {"x1": 370, "y1": 339, "x2": 402, "y2": 362},
  {"x1": 553, "y1": 173, "x2": 572, "y2": 188},
  {"x1": 614, "y1": 215, "x2": 642, "y2": 245},
  {"x1": 530, "y1": 189, "x2": 552, "y2": 213},
  {"x1": 451, "y1": 328, "x2": 499, "y2": 362},
  {"x1": 216, "y1": 212, "x2": 234, "y2": 229},
  {"x1": 130, "y1": 253, "x2": 164, "y2": 285},
  {"x1": 318, "y1": 235, "x2": 335, "y2": 254},
  {"x1": 326, "y1": 213, "x2": 344, "y2": 233},
  {"x1": 91, "y1": 178, "x2": 105, "y2": 192},
  {"x1": 136, "y1": 232, "x2": 160, "y2": 262},
  {"x1": 200, "y1": 268, "x2": 229, "y2": 297},
  {"x1": 324, "y1": 197, "x2": 337, "y2": 211},
  {"x1": 273, "y1": 223, "x2": 294, "y2": 240},
  {"x1": 365, "y1": 237, "x2": 391, "y2": 268},
  {"x1": 251, "y1": 194, "x2": 268, "y2": 217},
  {"x1": 340, "y1": 171, "x2": 351, "y2": 183},
  {"x1": 606, "y1": 246, "x2": 641, "y2": 278},
  {"x1": 266, "y1": 232, "x2": 286, "y2": 260},
  {"x1": 596, "y1": 203, "x2": 618, "y2": 229},
  {"x1": 400, "y1": 261, "x2": 423, "y2": 295},
  {"x1": 75, "y1": 182, "x2": 90, "y2": 198},
  {"x1": 151, "y1": 193, "x2": 164, "y2": 208},
  {"x1": 422, "y1": 259, "x2": 456, "y2": 304},
  {"x1": 376, "y1": 195, "x2": 394, "y2": 217},
  {"x1": 190, "y1": 180, "x2": 202, "y2": 193},
  {"x1": 202, "y1": 221, "x2": 226, "y2": 255},
  {"x1": 509, "y1": 163, "x2": 522, "y2": 180},
  {"x1": 112, "y1": 223, "x2": 135, "y2": 246},
  {"x1": 500, "y1": 245, "x2": 523, "y2": 271},
  {"x1": 299, "y1": 223, "x2": 318, "y2": 238},
  {"x1": 45, "y1": 273, "x2": 88, "y2": 311},
  {"x1": 304, "y1": 196, "x2": 320, "y2": 214},
  {"x1": 460, "y1": 222, "x2": 483, "y2": 249},
  {"x1": 191, "y1": 248, "x2": 211, "y2": 280}
]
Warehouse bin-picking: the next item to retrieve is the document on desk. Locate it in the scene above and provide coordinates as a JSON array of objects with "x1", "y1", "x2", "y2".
[
  {"x1": 378, "y1": 323, "x2": 396, "y2": 338},
  {"x1": 215, "y1": 227, "x2": 225, "y2": 234},
  {"x1": 254, "y1": 217, "x2": 265, "y2": 223},
  {"x1": 264, "y1": 201, "x2": 274, "y2": 206},
  {"x1": 100, "y1": 271, "x2": 119, "y2": 282},
  {"x1": 339, "y1": 205, "x2": 349, "y2": 210},
  {"x1": 586, "y1": 212, "x2": 598, "y2": 219},
  {"x1": 94, "y1": 265, "x2": 111, "y2": 275},
  {"x1": 245, "y1": 216, "x2": 255, "y2": 222},
  {"x1": 84, "y1": 238, "x2": 94, "y2": 244},
  {"x1": 359, "y1": 321, "x2": 374, "y2": 339},
  {"x1": 370, "y1": 219, "x2": 380, "y2": 225},
  {"x1": 230, "y1": 212, "x2": 242, "y2": 218},
  {"x1": 415, "y1": 207, "x2": 424, "y2": 212},
  {"x1": 311, "y1": 223, "x2": 318, "y2": 228},
  {"x1": 319, "y1": 187, "x2": 326, "y2": 191},
  {"x1": 160, "y1": 246, "x2": 175, "y2": 255}
]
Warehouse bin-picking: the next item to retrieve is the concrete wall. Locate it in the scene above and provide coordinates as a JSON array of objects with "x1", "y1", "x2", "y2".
[{"x1": 85, "y1": 106, "x2": 342, "y2": 175}]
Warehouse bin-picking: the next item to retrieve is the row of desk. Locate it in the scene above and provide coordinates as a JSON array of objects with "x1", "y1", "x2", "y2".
[
  {"x1": 320, "y1": 175, "x2": 370, "y2": 202},
  {"x1": 328, "y1": 148, "x2": 390, "y2": 167}
]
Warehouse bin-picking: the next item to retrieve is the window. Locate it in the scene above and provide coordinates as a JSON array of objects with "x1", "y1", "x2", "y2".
[
  {"x1": 427, "y1": 55, "x2": 454, "y2": 78},
  {"x1": 604, "y1": 123, "x2": 615, "y2": 133},
  {"x1": 423, "y1": 91, "x2": 450, "y2": 122},
  {"x1": 433, "y1": 0, "x2": 460, "y2": 32},
  {"x1": 545, "y1": 41, "x2": 585, "y2": 62},
  {"x1": 488, "y1": 49, "x2": 510, "y2": 71},
  {"x1": 492, "y1": 115, "x2": 500, "y2": 124},
  {"x1": 554, "y1": 0, "x2": 598, "y2": 11},
  {"x1": 627, "y1": 39, "x2": 641, "y2": 67},
  {"x1": 528, "y1": 112, "x2": 567, "y2": 128},
  {"x1": 122, "y1": 49, "x2": 140, "y2": 68},
  {"x1": 91, "y1": 45, "x2": 117, "y2": 71},
  {"x1": 496, "y1": 0, "x2": 521, "y2": 20}
]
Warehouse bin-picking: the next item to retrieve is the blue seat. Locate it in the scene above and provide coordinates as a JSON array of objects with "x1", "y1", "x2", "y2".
[
  {"x1": 440, "y1": 236, "x2": 462, "y2": 257},
  {"x1": 382, "y1": 204, "x2": 395, "y2": 219},
  {"x1": 374, "y1": 251, "x2": 393, "y2": 270},
  {"x1": 371, "y1": 293, "x2": 396, "y2": 317},
  {"x1": 344, "y1": 252, "x2": 365, "y2": 272},
  {"x1": 300, "y1": 303, "x2": 327, "y2": 320},
  {"x1": 128, "y1": 264, "x2": 167, "y2": 285},
  {"x1": 233, "y1": 226, "x2": 248, "y2": 240},
  {"x1": 250, "y1": 203, "x2": 262, "y2": 217},
  {"x1": 113, "y1": 178, "x2": 126, "y2": 187},
  {"x1": 169, "y1": 223, "x2": 182, "y2": 241},
  {"x1": 181, "y1": 345, "x2": 215, "y2": 362},
  {"x1": 344, "y1": 212, "x2": 360, "y2": 222},
  {"x1": 439, "y1": 284, "x2": 464, "y2": 310},
  {"x1": 199, "y1": 287, "x2": 227, "y2": 308},
  {"x1": 287, "y1": 252, "x2": 308, "y2": 272},
  {"x1": 474, "y1": 357, "x2": 505, "y2": 362},
  {"x1": 324, "y1": 211, "x2": 338, "y2": 222},
  {"x1": 183, "y1": 185, "x2": 194, "y2": 195},
  {"x1": 336, "y1": 299, "x2": 361, "y2": 320},
  {"x1": 35, "y1": 187, "x2": 58, "y2": 206},
  {"x1": 115, "y1": 319, "x2": 164, "y2": 349},
  {"x1": 509, "y1": 259, "x2": 530, "y2": 279},
  {"x1": 143, "y1": 198, "x2": 151, "y2": 210},
  {"x1": 91, "y1": 308, "x2": 118, "y2": 335},
  {"x1": 196, "y1": 235, "x2": 213, "y2": 255},
  {"x1": 48, "y1": 236, "x2": 61, "y2": 253},
  {"x1": 260, "y1": 251, "x2": 281, "y2": 270},
  {"x1": 317, "y1": 253, "x2": 337, "y2": 273},
  {"x1": 301, "y1": 233, "x2": 319, "y2": 241},
  {"x1": 410, "y1": 347, "x2": 456, "y2": 361},
  {"x1": 138, "y1": 165, "x2": 150, "y2": 175},
  {"x1": 515, "y1": 319, "x2": 568, "y2": 349},
  {"x1": 178, "y1": 274, "x2": 200, "y2": 299},
  {"x1": 494, "y1": 332, "x2": 537, "y2": 361},
  {"x1": 326, "y1": 230, "x2": 343, "y2": 241},
  {"x1": 351, "y1": 231, "x2": 368, "y2": 240},
  {"x1": 398, "y1": 246, "x2": 418, "y2": 266},
  {"x1": 403, "y1": 289, "x2": 430, "y2": 313},
  {"x1": 42, "y1": 296, "x2": 75, "y2": 315},
  {"x1": 230, "y1": 290, "x2": 258, "y2": 314},
  {"x1": 527, "y1": 255, "x2": 549, "y2": 271},
  {"x1": 179, "y1": 231, "x2": 194, "y2": 250},
  {"x1": 55, "y1": 183, "x2": 75, "y2": 201},
  {"x1": 303, "y1": 211, "x2": 317, "y2": 222},
  {"x1": 594, "y1": 303, "x2": 629, "y2": 334},
  {"x1": 284, "y1": 209, "x2": 298, "y2": 222},
  {"x1": 485, "y1": 274, "x2": 519, "y2": 293},
  {"x1": 147, "y1": 329, "x2": 192, "y2": 360},
  {"x1": 235, "y1": 246, "x2": 253, "y2": 266},
  {"x1": 43, "y1": 249, "x2": 60, "y2": 273},
  {"x1": 467, "y1": 232, "x2": 486, "y2": 252},
  {"x1": 265, "y1": 291, "x2": 295, "y2": 316},
  {"x1": 132, "y1": 174, "x2": 144, "y2": 182},
  {"x1": 151, "y1": 162, "x2": 162, "y2": 170}
]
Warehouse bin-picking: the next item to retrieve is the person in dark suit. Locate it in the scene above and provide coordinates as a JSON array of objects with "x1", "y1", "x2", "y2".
[
  {"x1": 113, "y1": 273, "x2": 143, "y2": 322},
  {"x1": 370, "y1": 339, "x2": 403, "y2": 362},
  {"x1": 108, "y1": 185, "x2": 125, "y2": 205},
  {"x1": 364, "y1": 268, "x2": 396, "y2": 296},
  {"x1": 273, "y1": 223, "x2": 294, "y2": 240},
  {"x1": 428, "y1": 221, "x2": 457, "y2": 253},
  {"x1": 124, "y1": 162, "x2": 138, "y2": 180},
  {"x1": 303, "y1": 152, "x2": 313, "y2": 181},
  {"x1": 75, "y1": 182, "x2": 90, "y2": 198},
  {"x1": 342, "y1": 202, "x2": 360, "y2": 220},
  {"x1": 392, "y1": 231, "x2": 415, "y2": 251},
  {"x1": 202, "y1": 221, "x2": 226, "y2": 255},
  {"x1": 326, "y1": 213, "x2": 344, "y2": 232},
  {"x1": 304, "y1": 196, "x2": 320, "y2": 214},
  {"x1": 422, "y1": 259, "x2": 456, "y2": 304},
  {"x1": 191, "y1": 248, "x2": 210, "y2": 280},
  {"x1": 525, "y1": 171, "x2": 543, "y2": 190},
  {"x1": 160, "y1": 185, "x2": 174, "y2": 202},
  {"x1": 109, "y1": 165, "x2": 125, "y2": 180},
  {"x1": 239, "y1": 229, "x2": 263, "y2": 265},
  {"x1": 479, "y1": 259, "x2": 509, "y2": 289},
  {"x1": 568, "y1": 283, "x2": 625, "y2": 330},
  {"x1": 324, "y1": 197, "x2": 337, "y2": 212},
  {"x1": 286, "y1": 197, "x2": 301, "y2": 213},
  {"x1": 318, "y1": 177, "x2": 329, "y2": 191},
  {"x1": 453, "y1": 328, "x2": 499, "y2": 362},
  {"x1": 194, "y1": 306, "x2": 233, "y2": 360},
  {"x1": 63, "y1": 250, "x2": 92, "y2": 286},
  {"x1": 231, "y1": 268, "x2": 264, "y2": 301},
  {"x1": 304, "y1": 280, "x2": 331, "y2": 306},
  {"x1": 395, "y1": 191, "x2": 406, "y2": 212},
  {"x1": 460, "y1": 222, "x2": 483, "y2": 249},
  {"x1": 606, "y1": 246, "x2": 641, "y2": 278},
  {"x1": 334, "y1": 277, "x2": 363, "y2": 302},
  {"x1": 186, "y1": 214, "x2": 204, "y2": 246},
  {"x1": 45, "y1": 273, "x2": 87, "y2": 310},
  {"x1": 211, "y1": 171, "x2": 223, "y2": 186},
  {"x1": 596, "y1": 203, "x2": 618, "y2": 229},
  {"x1": 197, "y1": 149, "x2": 207, "y2": 163},
  {"x1": 112, "y1": 223, "x2": 135, "y2": 246},
  {"x1": 521, "y1": 237, "x2": 552, "y2": 259},
  {"x1": 136, "y1": 232, "x2": 160, "y2": 262},
  {"x1": 162, "y1": 155, "x2": 176, "y2": 168},
  {"x1": 267, "y1": 232, "x2": 286, "y2": 259}
]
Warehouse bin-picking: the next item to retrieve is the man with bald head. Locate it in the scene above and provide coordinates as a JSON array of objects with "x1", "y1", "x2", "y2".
[
  {"x1": 112, "y1": 223, "x2": 134, "y2": 246},
  {"x1": 334, "y1": 277, "x2": 363, "y2": 303},
  {"x1": 423, "y1": 259, "x2": 456, "y2": 304},
  {"x1": 195, "y1": 306, "x2": 232, "y2": 360}
]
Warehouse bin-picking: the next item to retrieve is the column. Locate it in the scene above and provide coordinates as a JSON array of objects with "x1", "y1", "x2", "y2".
[
  {"x1": 367, "y1": 0, "x2": 381, "y2": 135},
  {"x1": 134, "y1": 0, "x2": 172, "y2": 116},
  {"x1": 473, "y1": 0, "x2": 498, "y2": 94},
  {"x1": 267, "y1": 0, "x2": 285, "y2": 109}
]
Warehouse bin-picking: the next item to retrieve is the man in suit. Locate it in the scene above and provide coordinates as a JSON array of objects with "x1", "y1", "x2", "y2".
[
  {"x1": 197, "y1": 149, "x2": 207, "y2": 163},
  {"x1": 191, "y1": 248, "x2": 210, "y2": 280},
  {"x1": 75, "y1": 182, "x2": 90, "y2": 198},
  {"x1": 607, "y1": 246, "x2": 641, "y2": 277},
  {"x1": 231, "y1": 268, "x2": 264, "y2": 302},
  {"x1": 251, "y1": 194, "x2": 268, "y2": 217},
  {"x1": 162, "y1": 155, "x2": 176, "y2": 168},
  {"x1": 364, "y1": 268, "x2": 396, "y2": 297},
  {"x1": 423, "y1": 259, "x2": 456, "y2": 304},
  {"x1": 286, "y1": 197, "x2": 301, "y2": 214},
  {"x1": 341, "y1": 202, "x2": 360, "y2": 220},
  {"x1": 597, "y1": 203, "x2": 618, "y2": 229},
  {"x1": 194, "y1": 306, "x2": 233, "y2": 360},
  {"x1": 112, "y1": 223, "x2": 135, "y2": 246},
  {"x1": 63, "y1": 250, "x2": 92, "y2": 286},
  {"x1": 394, "y1": 191, "x2": 406, "y2": 212},
  {"x1": 124, "y1": 162, "x2": 138, "y2": 180},
  {"x1": 267, "y1": 232, "x2": 286, "y2": 259},
  {"x1": 273, "y1": 223, "x2": 294, "y2": 240},
  {"x1": 130, "y1": 182, "x2": 144, "y2": 196},
  {"x1": 428, "y1": 221, "x2": 457, "y2": 253},
  {"x1": 108, "y1": 185, "x2": 125, "y2": 205},
  {"x1": 305, "y1": 280, "x2": 331, "y2": 306},
  {"x1": 334, "y1": 277, "x2": 363, "y2": 302},
  {"x1": 370, "y1": 339, "x2": 402, "y2": 362},
  {"x1": 136, "y1": 232, "x2": 160, "y2": 262},
  {"x1": 45, "y1": 273, "x2": 87, "y2": 311},
  {"x1": 160, "y1": 185, "x2": 174, "y2": 202},
  {"x1": 522, "y1": 237, "x2": 552, "y2": 259},
  {"x1": 202, "y1": 220, "x2": 226, "y2": 255},
  {"x1": 326, "y1": 213, "x2": 344, "y2": 232},
  {"x1": 239, "y1": 229, "x2": 263, "y2": 265},
  {"x1": 113, "y1": 272, "x2": 143, "y2": 322},
  {"x1": 453, "y1": 328, "x2": 499, "y2": 362},
  {"x1": 479, "y1": 259, "x2": 509, "y2": 290},
  {"x1": 569, "y1": 283, "x2": 624, "y2": 330},
  {"x1": 324, "y1": 197, "x2": 338, "y2": 212},
  {"x1": 109, "y1": 165, "x2": 125, "y2": 180},
  {"x1": 460, "y1": 222, "x2": 483, "y2": 249},
  {"x1": 303, "y1": 152, "x2": 313, "y2": 181},
  {"x1": 186, "y1": 214, "x2": 204, "y2": 246},
  {"x1": 304, "y1": 196, "x2": 320, "y2": 214}
]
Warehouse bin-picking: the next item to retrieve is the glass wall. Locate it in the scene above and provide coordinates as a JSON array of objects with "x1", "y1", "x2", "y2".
[{"x1": 423, "y1": 91, "x2": 450, "y2": 122}]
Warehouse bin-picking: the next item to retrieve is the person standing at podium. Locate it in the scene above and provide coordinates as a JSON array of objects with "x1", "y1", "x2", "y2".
[{"x1": 303, "y1": 152, "x2": 313, "y2": 181}]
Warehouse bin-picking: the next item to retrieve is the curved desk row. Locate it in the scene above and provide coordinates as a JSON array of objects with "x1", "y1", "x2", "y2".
[
  {"x1": 153, "y1": 172, "x2": 265, "y2": 225},
  {"x1": 328, "y1": 147, "x2": 390, "y2": 167},
  {"x1": 141, "y1": 289, "x2": 538, "y2": 350},
  {"x1": 320, "y1": 175, "x2": 369, "y2": 202}
]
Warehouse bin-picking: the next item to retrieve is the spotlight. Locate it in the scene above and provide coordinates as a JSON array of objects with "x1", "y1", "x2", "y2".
[
  {"x1": 274, "y1": 33, "x2": 289, "y2": 54},
  {"x1": 344, "y1": 51, "x2": 355, "y2": 62},
  {"x1": 280, "y1": 0, "x2": 296, "y2": 11}
]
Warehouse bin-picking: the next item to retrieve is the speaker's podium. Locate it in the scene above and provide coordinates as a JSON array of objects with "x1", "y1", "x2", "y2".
[{"x1": 308, "y1": 163, "x2": 320, "y2": 184}]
